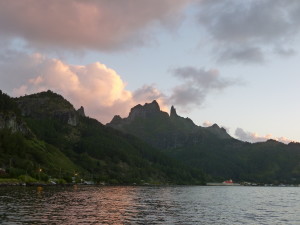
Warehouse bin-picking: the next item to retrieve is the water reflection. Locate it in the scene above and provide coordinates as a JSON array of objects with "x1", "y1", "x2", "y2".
[{"x1": 0, "y1": 186, "x2": 299, "y2": 224}]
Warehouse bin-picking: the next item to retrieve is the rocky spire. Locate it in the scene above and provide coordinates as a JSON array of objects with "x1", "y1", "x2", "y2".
[
  {"x1": 77, "y1": 106, "x2": 85, "y2": 117},
  {"x1": 170, "y1": 105, "x2": 178, "y2": 118}
]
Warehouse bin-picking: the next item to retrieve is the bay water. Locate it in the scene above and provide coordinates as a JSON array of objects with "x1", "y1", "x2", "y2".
[{"x1": 0, "y1": 186, "x2": 299, "y2": 224}]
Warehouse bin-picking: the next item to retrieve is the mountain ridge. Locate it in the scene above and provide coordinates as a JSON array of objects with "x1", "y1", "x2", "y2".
[
  {"x1": 0, "y1": 90, "x2": 205, "y2": 185},
  {"x1": 107, "y1": 100, "x2": 300, "y2": 184},
  {"x1": 107, "y1": 100, "x2": 232, "y2": 150},
  {"x1": 1, "y1": 90, "x2": 300, "y2": 184}
]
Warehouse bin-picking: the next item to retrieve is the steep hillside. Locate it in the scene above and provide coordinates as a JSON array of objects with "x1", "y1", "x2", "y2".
[
  {"x1": 0, "y1": 90, "x2": 80, "y2": 182},
  {"x1": 0, "y1": 90, "x2": 205, "y2": 184},
  {"x1": 108, "y1": 101, "x2": 300, "y2": 184}
]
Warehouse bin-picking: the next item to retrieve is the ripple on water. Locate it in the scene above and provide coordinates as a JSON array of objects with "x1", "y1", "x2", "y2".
[{"x1": 0, "y1": 186, "x2": 300, "y2": 224}]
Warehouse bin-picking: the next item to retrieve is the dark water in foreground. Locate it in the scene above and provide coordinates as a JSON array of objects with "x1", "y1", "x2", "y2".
[{"x1": 0, "y1": 186, "x2": 299, "y2": 224}]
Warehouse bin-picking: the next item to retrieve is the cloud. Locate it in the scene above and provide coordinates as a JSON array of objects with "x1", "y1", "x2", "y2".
[
  {"x1": 196, "y1": 0, "x2": 300, "y2": 63},
  {"x1": 218, "y1": 46, "x2": 265, "y2": 64},
  {"x1": 168, "y1": 66, "x2": 238, "y2": 108},
  {"x1": 0, "y1": 51, "x2": 236, "y2": 122},
  {"x1": 0, "y1": 0, "x2": 189, "y2": 51},
  {"x1": 133, "y1": 85, "x2": 164, "y2": 103},
  {"x1": 133, "y1": 85, "x2": 168, "y2": 111},
  {"x1": 172, "y1": 67, "x2": 232, "y2": 89},
  {"x1": 0, "y1": 51, "x2": 166, "y2": 123},
  {"x1": 273, "y1": 47, "x2": 296, "y2": 57},
  {"x1": 203, "y1": 121, "x2": 213, "y2": 127},
  {"x1": 169, "y1": 85, "x2": 205, "y2": 108},
  {"x1": 235, "y1": 127, "x2": 294, "y2": 144},
  {"x1": 198, "y1": 0, "x2": 292, "y2": 43}
]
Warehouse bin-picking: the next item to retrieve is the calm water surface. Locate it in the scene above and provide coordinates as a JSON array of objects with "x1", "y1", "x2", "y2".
[{"x1": 0, "y1": 185, "x2": 299, "y2": 224}]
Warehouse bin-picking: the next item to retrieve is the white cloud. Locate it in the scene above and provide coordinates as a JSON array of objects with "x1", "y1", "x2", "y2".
[
  {"x1": 0, "y1": 51, "x2": 238, "y2": 122},
  {"x1": 0, "y1": 51, "x2": 166, "y2": 123},
  {"x1": 235, "y1": 127, "x2": 294, "y2": 144}
]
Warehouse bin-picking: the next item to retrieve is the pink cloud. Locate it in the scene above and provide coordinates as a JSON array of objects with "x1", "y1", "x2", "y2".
[
  {"x1": 0, "y1": 52, "x2": 166, "y2": 123},
  {"x1": 202, "y1": 121, "x2": 213, "y2": 127},
  {"x1": 0, "y1": 0, "x2": 189, "y2": 51}
]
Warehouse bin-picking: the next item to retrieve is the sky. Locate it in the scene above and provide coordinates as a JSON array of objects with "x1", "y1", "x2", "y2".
[{"x1": 0, "y1": 0, "x2": 300, "y2": 144}]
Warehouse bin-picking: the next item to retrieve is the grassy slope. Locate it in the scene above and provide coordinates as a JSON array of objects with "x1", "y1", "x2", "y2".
[{"x1": 0, "y1": 128, "x2": 80, "y2": 181}]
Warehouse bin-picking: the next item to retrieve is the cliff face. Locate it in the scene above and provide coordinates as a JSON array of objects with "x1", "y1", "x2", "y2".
[
  {"x1": 107, "y1": 101, "x2": 232, "y2": 150},
  {"x1": 0, "y1": 90, "x2": 33, "y2": 137},
  {"x1": 0, "y1": 112, "x2": 33, "y2": 137}
]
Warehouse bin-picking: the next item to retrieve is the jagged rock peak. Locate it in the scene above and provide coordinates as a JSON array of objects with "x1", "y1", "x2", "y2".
[
  {"x1": 145, "y1": 100, "x2": 160, "y2": 111},
  {"x1": 133, "y1": 100, "x2": 160, "y2": 112},
  {"x1": 170, "y1": 105, "x2": 178, "y2": 117},
  {"x1": 128, "y1": 100, "x2": 161, "y2": 120},
  {"x1": 77, "y1": 106, "x2": 85, "y2": 117},
  {"x1": 109, "y1": 115, "x2": 123, "y2": 124}
]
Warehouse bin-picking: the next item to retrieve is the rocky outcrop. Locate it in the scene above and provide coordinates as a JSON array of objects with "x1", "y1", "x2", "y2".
[
  {"x1": 128, "y1": 100, "x2": 167, "y2": 121},
  {"x1": 77, "y1": 106, "x2": 85, "y2": 117},
  {"x1": 110, "y1": 115, "x2": 122, "y2": 124},
  {"x1": 108, "y1": 100, "x2": 170, "y2": 131},
  {"x1": 16, "y1": 90, "x2": 81, "y2": 127},
  {"x1": 206, "y1": 124, "x2": 230, "y2": 139}
]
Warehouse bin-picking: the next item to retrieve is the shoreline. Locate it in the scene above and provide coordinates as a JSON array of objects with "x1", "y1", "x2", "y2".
[{"x1": 0, "y1": 182, "x2": 299, "y2": 187}]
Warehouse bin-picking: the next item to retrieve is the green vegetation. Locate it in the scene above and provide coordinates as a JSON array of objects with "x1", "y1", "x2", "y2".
[
  {"x1": 0, "y1": 128, "x2": 80, "y2": 182},
  {"x1": 0, "y1": 178, "x2": 20, "y2": 184},
  {"x1": 5, "y1": 89, "x2": 299, "y2": 185},
  {"x1": 0, "y1": 90, "x2": 20, "y2": 114},
  {"x1": 23, "y1": 114, "x2": 205, "y2": 184},
  {"x1": 165, "y1": 139, "x2": 300, "y2": 184},
  {"x1": 18, "y1": 175, "x2": 37, "y2": 183}
]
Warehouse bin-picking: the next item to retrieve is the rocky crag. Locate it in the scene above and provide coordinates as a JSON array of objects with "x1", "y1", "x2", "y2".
[
  {"x1": 107, "y1": 100, "x2": 231, "y2": 150},
  {"x1": 16, "y1": 90, "x2": 85, "y2": 126}
]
